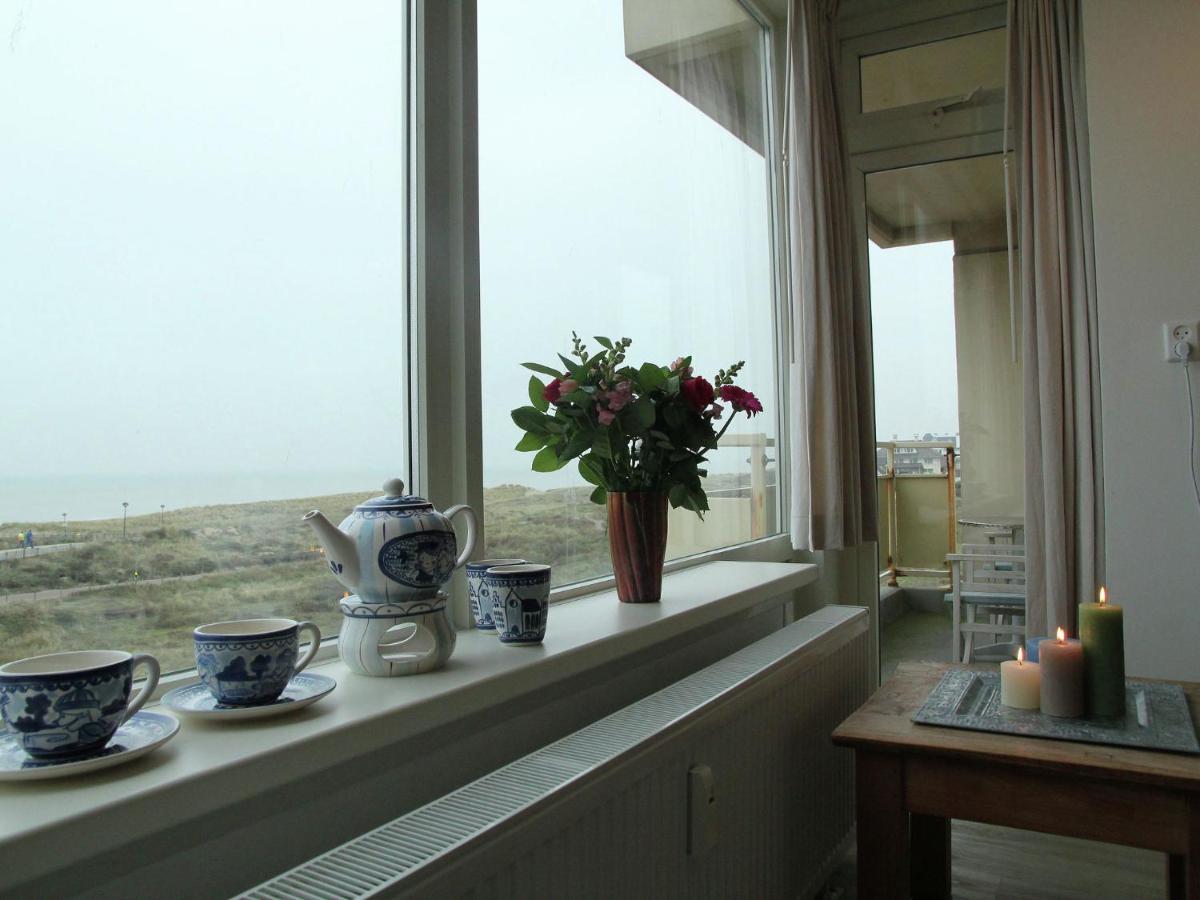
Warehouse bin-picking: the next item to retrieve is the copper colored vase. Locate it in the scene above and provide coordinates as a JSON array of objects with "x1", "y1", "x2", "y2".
[{"x1": 607, "y1": 491, "x2": 668, "y2": 603}]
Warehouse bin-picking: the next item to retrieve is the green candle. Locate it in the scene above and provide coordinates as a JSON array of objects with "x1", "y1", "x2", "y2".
[{"x1": 1079, "y1": 586, "x2": 1126, "y2": 717}]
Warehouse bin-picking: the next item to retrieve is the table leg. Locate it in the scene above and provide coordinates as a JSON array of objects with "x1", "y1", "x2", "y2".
[
  {"x1": 910, "y1": 813, "x2": 951, "y2": 900},
  {"x1": 1167, "y1": 854, "x2": 1184, "y2": 900},
  {"x1": 855, "y1": 750, "x2": 908, "y2": 900}
]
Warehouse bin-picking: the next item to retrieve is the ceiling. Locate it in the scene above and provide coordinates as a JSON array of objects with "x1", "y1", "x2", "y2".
[{"x1": 866, "y1": 154, "x2": 1008, "y2": 247}]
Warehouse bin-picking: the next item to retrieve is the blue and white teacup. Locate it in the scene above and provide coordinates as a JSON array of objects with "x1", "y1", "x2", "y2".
[
  {"x1": 466, "y1": 558, "x2": 526, "y2": 630},
  {"x1": 0, "y1": 650, "x2": 161, "y2": 759},
  {"x1": 484, "y1": 564, "x2": 550, "y2": 645},
  {"x1": 194, "y1": 618, "x2": 320, "y2": 705}
]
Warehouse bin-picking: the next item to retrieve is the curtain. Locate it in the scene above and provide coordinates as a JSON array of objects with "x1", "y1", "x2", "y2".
[
  {"x1": 786, "y1": 0, "x2": 877, "y2": 551},
  {"x1": 1008, "y1": 0, "x2": 1104, "y2": 635}
]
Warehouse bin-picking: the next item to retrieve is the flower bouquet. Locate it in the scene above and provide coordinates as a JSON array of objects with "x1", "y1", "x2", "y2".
[{"x1": 511, "y1": 334, "x2": 763, "y2": 602}]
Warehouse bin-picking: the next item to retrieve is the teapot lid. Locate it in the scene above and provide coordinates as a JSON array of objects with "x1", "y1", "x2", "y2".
[{"x1": 354, "y1": 479, "x2": 434, "y2": 512}]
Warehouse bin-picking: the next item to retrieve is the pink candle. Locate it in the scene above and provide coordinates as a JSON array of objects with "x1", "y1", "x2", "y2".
[{"x1": 1039, "y1": 627, "x2": 1084, "y2": 718}]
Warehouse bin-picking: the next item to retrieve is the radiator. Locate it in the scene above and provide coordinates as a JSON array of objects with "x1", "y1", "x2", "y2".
[{"x1": 241, "y1": 605, "x2": 869, "y2": 900}]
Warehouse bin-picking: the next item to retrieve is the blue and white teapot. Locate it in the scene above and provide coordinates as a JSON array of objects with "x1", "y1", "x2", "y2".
[{"x1": 303, "y1": 479, "x2": 478, "y2": 605}]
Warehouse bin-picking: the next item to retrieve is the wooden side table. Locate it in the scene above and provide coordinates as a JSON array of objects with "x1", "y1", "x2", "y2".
[{"x1": 832, "y1": 661, "x2": 1200, "y2": 899}]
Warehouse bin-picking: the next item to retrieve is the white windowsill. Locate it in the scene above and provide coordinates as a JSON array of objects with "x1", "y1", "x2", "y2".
[{"x1": 0, "y1": 560, "x2": 816, "y2": 884}]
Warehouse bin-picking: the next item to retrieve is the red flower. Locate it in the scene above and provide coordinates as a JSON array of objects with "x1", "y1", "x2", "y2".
[
  {"x1": 719, "y1": 384, "x2": 763, "y2": 417},
  {"x1": 680, "y1": 376, "x2": 715, "y2": 412},
  {"x1": 543, "y1": 378, "x2": 563, "y2": 404}
]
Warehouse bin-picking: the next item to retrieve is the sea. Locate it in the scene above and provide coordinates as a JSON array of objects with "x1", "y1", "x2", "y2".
[{"x1": 0, "y1": 465, "x2": 561, "y2": 526}]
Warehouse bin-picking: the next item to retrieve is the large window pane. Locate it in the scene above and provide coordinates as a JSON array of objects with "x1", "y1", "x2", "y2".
[
  {"x1": 0, "y1": 2, "x2": 407, "y2": 672},
  {"x1": 478, "y1": 0, "x2": 780, "y2": 588}
]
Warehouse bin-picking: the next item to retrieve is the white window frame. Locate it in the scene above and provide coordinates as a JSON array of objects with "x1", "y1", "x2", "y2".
[
  {"x1": 414, "y1": 0, "x2": 800, "y2": 628},
  {"x1": 133, "y1": 0, "x2": 796, "y2": 701}
]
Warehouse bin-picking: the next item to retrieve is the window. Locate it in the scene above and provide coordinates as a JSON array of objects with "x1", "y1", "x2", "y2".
[
  {"x1": 1, "y1": 1, "x2": 408, "y2": 672},
  {"x1": 477, "y1": 0, "x2": 782, "y2": 588}
]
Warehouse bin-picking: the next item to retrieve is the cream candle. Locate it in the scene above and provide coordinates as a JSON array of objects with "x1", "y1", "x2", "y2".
[
  {"x1": 1000, "y1": 646, "x2": 1041, "y2": 709},
  {"x1": 1079, "y1": 586, "x2": 1126, "y2": 717},
  {"x1": 1039, "y1": 627, "x2": 1084, "y2": 718}
]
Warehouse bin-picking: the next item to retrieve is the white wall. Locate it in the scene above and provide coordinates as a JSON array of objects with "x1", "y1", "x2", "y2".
[{"x1": 1084, "y1": 0, "x2": 1200, "y2": 679}]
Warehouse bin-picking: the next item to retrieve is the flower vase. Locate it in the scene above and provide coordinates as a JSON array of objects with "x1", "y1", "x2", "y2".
[{"x1": 606, "y1": 490, "x2": 668, "y2": 603}]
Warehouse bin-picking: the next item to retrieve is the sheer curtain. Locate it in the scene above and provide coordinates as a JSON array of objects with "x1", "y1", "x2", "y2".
[
  {"x1": 785, "y1": 0, "x2": 877, "y2": 551},
  {"x1": 1008, "y1": 0, "x2": 1105, "y2": 635}
]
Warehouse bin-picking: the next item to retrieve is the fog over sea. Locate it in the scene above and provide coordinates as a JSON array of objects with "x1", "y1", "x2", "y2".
[{"x1": 0, "y1": 462, "x2": 567, "y2": 526}]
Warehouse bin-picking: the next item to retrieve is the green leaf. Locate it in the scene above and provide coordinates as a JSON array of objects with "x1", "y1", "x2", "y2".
[
  {"x1": 512, "y1": 406, "x2": 551, "y2": 434},
  {"x1": 544, "y1": 419, "x2": 567, "y2": 434},
  {"x1": 560, "y1": 429, "x2": 592, "y2": 461},
  {"x1": 594, "y1": 336, "x2": 614, "y2": 350},
  {"x1": 589, "y1": 484, "x2": 607, "y2": 505},
  {"x1": 665, "y1": 375, "x2": 681, "y2": 395},
  {"x1": 578, "y1": 455, "x2": 604, "y2": 486},
  {"x1": 529, "y1": 375, "x2": 549, "y2": 412},
  {"x1": 532, "y1": 445, "x2": 568, "y2": 472},
  {"x1": 668, "y1": 482, "x2": 689, "y2": 509},
  {"x1": 563, "y1": 389, "x2": 591, "y2": 406},
  {"x1": 664, "y1": 404, "x2": 686, "y2": 429},
  {"x1": 515, "y1": 432, "x2": 545, "y2": 452},
  {"x1": 638, "y1": 362, "x2": 666, "y2": 390},
  {"x1": 687, "y1": 484, "x2": 710, "y2": 512},
  {"x1": 522, "y1": 361, "x2": 564, "y2": 379},
  {"x1": 557, "y1": 354, "x2": 587, "y2": 381},
  {"x1": 592, "y1": 429, "x2": 613, "y2": 460},
  {"x1": 630, "y1": 397, "x2": 656, "y2": 430}
]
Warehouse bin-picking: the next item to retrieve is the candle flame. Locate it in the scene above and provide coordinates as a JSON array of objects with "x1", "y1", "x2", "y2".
[
  {"x1": 1017, "y1": 646, "x2": 1025, "y2": 665},
  {"x1": 1099, "y1": 586, "x2": 1107, "y2": 606},
  {"x1": 1056, "y1": 626, "x2": 1066, "y2": 643}
]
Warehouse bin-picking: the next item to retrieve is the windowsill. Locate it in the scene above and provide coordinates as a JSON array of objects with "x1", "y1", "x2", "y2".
[{"x1": 0, "y1": 559, "x2": 816, "y2": 886}]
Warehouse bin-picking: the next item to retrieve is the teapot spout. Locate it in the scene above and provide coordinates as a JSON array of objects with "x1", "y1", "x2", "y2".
[{"x1": 303, "y1": 510, "x2": 360, "y2": 593}]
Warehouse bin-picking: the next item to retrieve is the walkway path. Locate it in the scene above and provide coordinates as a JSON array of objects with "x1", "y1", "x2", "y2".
[{"x1": 0, "y1": 542, "x2": 81, "y2": 563}]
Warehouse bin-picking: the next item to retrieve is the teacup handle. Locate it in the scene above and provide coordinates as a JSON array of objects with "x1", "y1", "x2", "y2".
[
  {"x1": 292, "y1": 621, "x2": 322, "y2": 677},
  {"x1": 445, "y1": 504, "x2": 478, "y2": 569},
  {"x1": 122, "y1": 653, "x2": 161, "y2": 725}
]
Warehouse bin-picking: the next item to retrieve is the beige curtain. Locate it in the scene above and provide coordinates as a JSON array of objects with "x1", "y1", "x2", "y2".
[
  {"x1": 1008, "y1": 0, "x2": 1104, "y2": 635},
  {"x1": 786, "y1": 0, "x2": 877, "y2": 551}
]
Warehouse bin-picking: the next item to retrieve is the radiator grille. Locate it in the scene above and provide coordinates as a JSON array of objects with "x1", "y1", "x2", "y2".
[{"x1": 240, "y1": 607, "x2": 867, "y2": 900}]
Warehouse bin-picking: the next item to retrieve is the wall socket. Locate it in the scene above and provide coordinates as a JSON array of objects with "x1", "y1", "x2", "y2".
[{"x1": 1164, "y1": 321, "x2": 1199, "y2": 362}]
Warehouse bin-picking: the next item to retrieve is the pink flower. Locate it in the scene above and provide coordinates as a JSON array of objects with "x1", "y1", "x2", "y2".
[
  {"x1": 702, "y1": 402, "x2": 724, "y2": 420},
  {"x1": 680, "y1": 376, "x2": 715, "y2": 412},
  {"x1": 596, "y1": 406, "x2": 616, "y2": 426},
  {"x1": 559, "y1": 378, "x2": 579, "y2": 396},
  {"x1": 543, "y1": 378, "x2": 563, "y2": 404},
  {"x1": 670, "y1": 357, "x2": 693, "y2": 377},
  {"x1": 718, "y1": 384, "x2": 763, "y2": 417},
  {"x1": 606, "y1": 380, "x2": 633, "y2": 411}
]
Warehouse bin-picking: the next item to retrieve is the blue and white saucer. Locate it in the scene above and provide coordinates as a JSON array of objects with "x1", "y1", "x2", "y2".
[
  {"x1": 161, "y1": 672, "x2": 336, "y2": 721},
  {"x1": 0, "y1": 710, "x2": 179, "y2": 782}
]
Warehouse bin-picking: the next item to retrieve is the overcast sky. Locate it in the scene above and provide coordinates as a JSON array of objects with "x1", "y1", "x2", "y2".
[{"x1": 2, "y1": 0, "x2": 957, "y2": 514}]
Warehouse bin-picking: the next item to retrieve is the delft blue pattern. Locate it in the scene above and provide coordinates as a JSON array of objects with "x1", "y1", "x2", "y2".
[
  {"x1": 0, "y1": 663, "x2": 132, "y2": 759},
  {"x1": 467, "y1": 577, "x2": 495, "y2": 629},
  {"x1": 492, "y1": 587, "x2": 548, "y2": 643},
  {"x1": 195, "y1": 635, "x2": 297, "y2": 705},
  {"x1": 377, "y1": 531, "x2": 456, "y2": 588},
  {"x1": 339, "y1": 597, "x2": 447, "y2": 619},
  {"x1": 0, "y1": 711, "x2": 177, "y2": 773}
]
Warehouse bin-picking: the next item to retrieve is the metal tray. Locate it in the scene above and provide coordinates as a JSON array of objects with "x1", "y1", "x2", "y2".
[{"x1": 913, "y1": 668, "x2": 1200, "y2": 755}]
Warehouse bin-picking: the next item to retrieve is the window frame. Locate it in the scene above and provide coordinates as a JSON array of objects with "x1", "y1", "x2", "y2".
[{"x1": 435, "y1": 0, "x2": 798, "y2": 622}]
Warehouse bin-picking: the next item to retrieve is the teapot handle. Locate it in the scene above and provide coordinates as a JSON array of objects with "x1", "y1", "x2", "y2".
[{"x1": 444, "y1": 504, "x2": 478, "y2": 570}]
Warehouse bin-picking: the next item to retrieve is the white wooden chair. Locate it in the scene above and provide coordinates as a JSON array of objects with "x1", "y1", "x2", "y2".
[{"x1": 946, "y1": 544, "x2": 1026, "y2": 663}]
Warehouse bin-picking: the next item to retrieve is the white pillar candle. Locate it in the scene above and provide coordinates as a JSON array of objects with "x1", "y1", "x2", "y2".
[
  {"x1": 1000, "y1": 646, "x2": 1041, "y2": 709},
  {"x1": 1039, "y1": 627, "x2": 1085, "y2": 718}
]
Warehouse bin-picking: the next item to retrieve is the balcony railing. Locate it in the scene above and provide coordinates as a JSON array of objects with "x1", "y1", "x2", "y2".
[{"x1": 876, "y1": 440, "x2": 957, "y2": 586}]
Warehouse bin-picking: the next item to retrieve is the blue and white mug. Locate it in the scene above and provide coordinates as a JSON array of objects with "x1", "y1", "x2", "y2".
[
  {"x1": 466, "y1": 558, "x2": 526, "y2": 630},
  {"x1": 194, "y1": 618, "x2": 320, "y2": 706},
  {"x1": 484, "y1": 564, "x2": 550, "y2": 645},
  {"x1": 0, "y1": 650, "x2": 161, "y2": 759}
]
